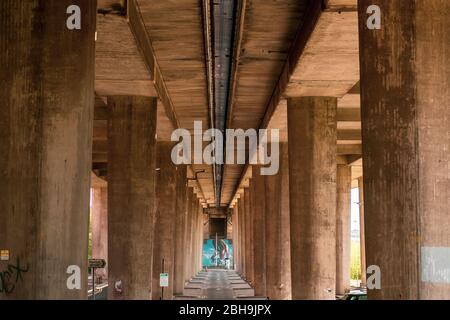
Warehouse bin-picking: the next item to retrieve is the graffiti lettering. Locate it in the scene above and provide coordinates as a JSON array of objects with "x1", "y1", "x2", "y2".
[{"x1": 0, "y1": 257, "x2": 29, "y2": 294}]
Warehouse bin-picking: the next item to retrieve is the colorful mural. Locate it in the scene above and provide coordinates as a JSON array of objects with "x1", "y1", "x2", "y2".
[{"x1": 202, "y1": 239, "x2": 233, "y2": 268}]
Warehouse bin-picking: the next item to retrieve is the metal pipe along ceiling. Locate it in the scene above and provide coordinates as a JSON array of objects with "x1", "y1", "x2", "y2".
[{"x1": 212, "y1": 0, "x2": 237, "y2": 207}]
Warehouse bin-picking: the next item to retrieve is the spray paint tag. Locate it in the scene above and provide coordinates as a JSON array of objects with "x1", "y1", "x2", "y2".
[{"x1": 0, "y1": 250, "x2": 10, "y2": 261}]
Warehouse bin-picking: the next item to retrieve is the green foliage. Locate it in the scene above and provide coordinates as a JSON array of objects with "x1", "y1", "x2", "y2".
[{"x1": 351, "y1": 241, "x2": 361, "y2": 280}]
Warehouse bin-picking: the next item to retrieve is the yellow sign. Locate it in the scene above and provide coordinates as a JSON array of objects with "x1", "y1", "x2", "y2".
[{"x1": 0, "y1": 250, "x2": 9, "y2": 261}]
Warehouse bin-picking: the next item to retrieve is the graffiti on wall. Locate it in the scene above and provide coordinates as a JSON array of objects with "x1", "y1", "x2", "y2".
[{"x1": 0, "y1": 257, "x2": 29, "y2": 294}]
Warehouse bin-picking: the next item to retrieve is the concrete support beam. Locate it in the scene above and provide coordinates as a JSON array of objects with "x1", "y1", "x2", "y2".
[
  {"x1": 0, "y1": 0, "x2": 95, "y2": 299},
  {"x1": 152, "y1": 142, "x2": 178, "y2": 300},
  {"x1": 108, "y1": 96, "x2": 157, "y2": 300},
  {"x1": 250, "y1": 169, "x2": 267, "y2": 296},
  {"x1": 265, "y1": 143, "x2": 292, "y2": 300},
  {"x1": 335, "y1": 165, "x2": 352, "y2": 295},
  {"x1": 173, "y1": 165, "x2": 187, "y2": 296},
  {"x1": 92, "y1": 186, "x2": 109, "y2": 281},
  {"x1": 358, "y1": 0, "x2": 450, "y2": 299},
  {"x1": 288, "y1": 97, "x2": 337, "y2": 300}
]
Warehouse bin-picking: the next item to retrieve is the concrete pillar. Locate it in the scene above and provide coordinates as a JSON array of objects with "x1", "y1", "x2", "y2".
[
  {"x1": 238, "y1": 197, "x2": 246, "y2": 276},
  {"x1": 192, "y1": 199, "x2": 199, "y2": 275},
  {"x1": 244, "y1": 187, "x2": 254, "y2": 285},
  {"x1": 189, "y1": 195, "x2": 199, "y2": 278},
  {"x1": 196, "y1": 211, "x2": 200, "y2": 274},
  {"x1": 288, "y1": 97, "x2": 337, "y2": 300},
  {"x1": 0, "y1": 1, "x2": 95, "y2": 299},
  {"x1": 184, "y1": 188, "x2": 194, "y2": 283},
  {"x1": 250, "y1": 168, "x2": 267, "y2": 296},
  {"x1": 92, "y1": 185, "x2": 108, "y2": 281},
  {"x1": 198, "y1": 204, "x2": 204, "y2": 272},
  {"x1": 152, "y1": 142, "x2": 178, "y2": 300},
  {"x1": 264, "y1": 143, "x2": 291, "y2": 300},
  {"x1": 335, "y1": 165, "x2": 352, "y2": 295},
  {"x1": 108, "y1": 96, "x2": 157, "y2": 300},
  {"x1": 173, "y1": 165, "x2": 187, "y2": 295},
  {"x1": 358, "y1": 177, "x2": 366, "y2": 286},
  {"x1": 359, "y1": 0, "x2": 450, "y2": 299},
  {"x1": 232, "y1": 207, "x2": 238, "y2": 271}
]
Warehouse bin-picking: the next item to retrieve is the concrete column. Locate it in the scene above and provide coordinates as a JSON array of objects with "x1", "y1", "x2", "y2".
[
  {"x1": 190, "y1": 196, "x2": 199, "y2": 278},
  {"x1": 198, "y1": 204, "x2": 204, "y2": 272},
  {"x1": 173, "y1": 165, "x2": 187, "y2": 295},
  {"x1": 335, "y1": 165, "x2": 352, "y2": 295},
  {"x1": 244, "y1": 187, "x2": 254, "y2": 285},
  {"x1": 192, "y1": 199, "x2": 199, "y2": 275},
  {"x1": 0, "y1": 1, "x2": 95, "y2": 299},
  {"x1": 152, "y1": 142, "x2": 178, "y2": 300},
  {"x1": 195, "y1": 201, "x2": 203, "y2": 274},
  {"x1": 238, "y1": 198, "x2": 246, "y2": 276},
  {"x1": 108, "y1": 96, "x2": 157, "y2": 300},
  {"x1": 264, "y1": 143, "x2": 291, "y2": 300},
  {"x1": 184, "y1": 188, "x2": 194, "y2": 283},
  {"x1": 250, "y1": 168, "x2": 267, "y2": 296},
  {"x1": 358, "y1": 177, "x2": 366, "y2": 286},
  {"x1": 358, "y1": 0, "x2": 450, "y2": 299},
  {"x1": 92, "y1": 185, "x2": 108, "y2": 281},
  {"x1": 288, "y1": 97, "x2": 337, "y2": 300},
  {"x1": 232, "y1": 207, "x2": 237, "y2": 271},
  {"x1": 236, "y1": 204, "x2": 241, "y2": 273}
]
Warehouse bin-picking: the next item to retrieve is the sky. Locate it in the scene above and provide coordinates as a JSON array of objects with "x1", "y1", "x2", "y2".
[{"x1": 351, "y1": 188, "x2": 360, "y2": 241}]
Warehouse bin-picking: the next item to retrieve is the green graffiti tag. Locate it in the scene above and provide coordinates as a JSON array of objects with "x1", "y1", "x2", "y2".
[{"x1": 0, "y1": 257, "x2": 29, "y2": 294}]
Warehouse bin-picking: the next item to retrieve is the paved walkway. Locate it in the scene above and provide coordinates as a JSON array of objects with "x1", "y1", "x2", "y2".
[
  {"x1": 175, "y1": 269, "x2": 258, "y2": 300},
  {"x1": 203, "y1": 270, "x2": 235, "y2": 300}
]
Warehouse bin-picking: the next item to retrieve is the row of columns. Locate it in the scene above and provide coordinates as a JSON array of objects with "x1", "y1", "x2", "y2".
[
  {"x1": 231, "y1": 99, "x2": 365, "y2": 300},
  {"x1": 1, "y1": 1, "x2": 207, "y2": 300},
  {"x1": 1, "y1": 0, "x2": 448, "y2": 300},
  {"x1": 232, "y1": 0, "x2": 449, "y2": 300},
  {"x1": 96, "y1": 98, "x2": 205, "y2": 300},
  {"x1": 233, "y1": 145, "x2": 292, "y2": 300}
]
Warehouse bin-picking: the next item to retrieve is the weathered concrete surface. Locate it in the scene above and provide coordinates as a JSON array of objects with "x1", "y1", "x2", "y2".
[
  {"x1": 359, "y1": 0, "x2": 450, "y2": 299},
  {"x1": 173, "y1": 165, "x2": 187, "y2": 295},
  {"x1": 335, "y1": 165, "x2": 351, "y2": 295},
  {"x1": 183, "y1": 188, "x2": 195, "y2": 285},
  {"x1": 92, "y1": 185, "x2": 108, "y2": 281},
  {"x1": 286, "y1": 8, "x2": 359, "y2": 98},
  {"x1": 238, "y1": 198, "x2": 246, "y2": 276},
  {"x1": 232, "y1": 207, "x2": 239, "y2": 272},
  {"x1": 0, "y1": 0, "x2": 96, "y2": 299},
  {"x1": 108, "y1": 96, "x2": 157, "y2": 300},
  {"x1": 250, "y1": 169, "x2": 267, "y2": 297},
  {"x1": 288, "y1": 97, "x2": 337, "y2": 300},
  {"x1": 243, "y1": 188, "x2": 254, "y2": 286},
  {"x1": 190, "y1": 196, "x2": 200, "y2": 279},
  {"x1": 152, "y1": 142, "x2": 178, "y2": 300},
  {"x1": 192, "y1": 198, "x2": 202, "y2": 277},
  {"x1": 264, "y1": 143, "x2": 292, "y2": 300},
  {"x1": 236, "y1": 196, "x2": 246, "y2": 277}
]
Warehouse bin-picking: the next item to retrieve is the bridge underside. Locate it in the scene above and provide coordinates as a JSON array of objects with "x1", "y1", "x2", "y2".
[{"x1": 0, "y1": 0, "x2": 449, "y2": 300}]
